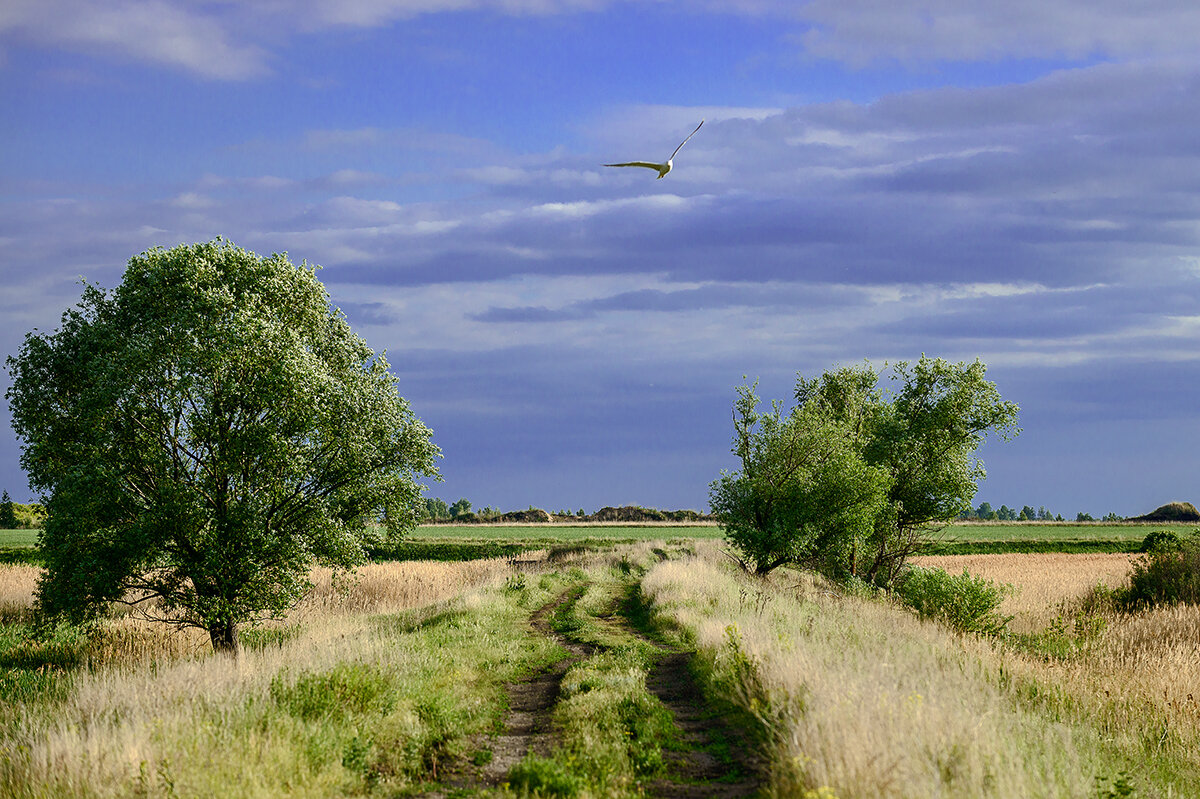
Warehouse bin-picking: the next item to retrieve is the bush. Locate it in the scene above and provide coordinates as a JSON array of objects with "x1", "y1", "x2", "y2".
[
  {"x1": 895, "y1": 566, "x2": 1013, "y2": 635},
  {"x1": 1140, "y1": 529, "x2": 1183, "y2": 553},
  {"x1": 1120, "y1": 535, "x2": 1200, "y2": 610}
]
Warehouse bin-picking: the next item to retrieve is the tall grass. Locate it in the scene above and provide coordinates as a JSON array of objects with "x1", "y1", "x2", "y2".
[
  {"x1": 914, "y1": 553, "x2": 1134, "y2": 632},
  {"x1": 0, "y1": 555, "x2": 563, "y2": 798},
  {"x1": 641, "y1": 542, "x2": 1198, "y2": 797}
]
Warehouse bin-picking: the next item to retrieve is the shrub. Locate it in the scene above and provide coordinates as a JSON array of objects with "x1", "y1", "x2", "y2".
[
  {"x1": 1140, "y1": 529, "x2": 1183, "y2": 553},
  {"x1": 1119, "y1": 535, "x2": 1200, "y2": 610},
  {"x1": 895, "y1": 566, "x2": 1013, "y2": 635}
]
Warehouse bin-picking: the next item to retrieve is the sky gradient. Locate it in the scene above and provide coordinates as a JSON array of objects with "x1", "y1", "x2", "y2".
[{"x1": 3, "y1": 1, "x2": 1199, "y2": 516}]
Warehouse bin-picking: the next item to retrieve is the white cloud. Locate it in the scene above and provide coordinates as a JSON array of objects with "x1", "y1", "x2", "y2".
[
  {"x1": 9, "y1": 0, "x2": 1200, "y2": 81},
  {"x1": 2, "y1": 0, "x2": 270, "y2": 80},
  {"x1": 792, "y1": 0, "x2": 1200, "y2": 64},
  {"x1": 169, "y1": 192, "x2": 215, "y2": 209}
]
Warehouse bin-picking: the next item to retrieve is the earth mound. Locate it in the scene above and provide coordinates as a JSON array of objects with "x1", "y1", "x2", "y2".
[{"x1": 1132, "y1": 502, "x2": 1200, "y2": 522}]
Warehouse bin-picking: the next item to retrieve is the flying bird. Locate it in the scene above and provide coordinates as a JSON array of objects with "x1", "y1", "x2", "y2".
[{"x1": 604, "y1": 119, "x2": 704, "y2": 179}]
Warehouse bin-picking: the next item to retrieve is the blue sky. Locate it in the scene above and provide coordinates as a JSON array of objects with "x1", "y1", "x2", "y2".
[{"x1": 3, "y1": 1, "x2": 1200, "y2": 516}]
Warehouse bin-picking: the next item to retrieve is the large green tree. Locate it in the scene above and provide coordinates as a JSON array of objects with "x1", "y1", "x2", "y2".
[
  {"x1": 710, "y1": 380, "x2": 891, "y2": 576},
  {"x1": 6, "y1": 240, "x2": 440, "y2": 653},
  {"x1": 836, "y1": 357, "x2": 1020, "y2": 583},
  {"x1": 714, "y1": 357, "x2": 1019, "y2": 582}
]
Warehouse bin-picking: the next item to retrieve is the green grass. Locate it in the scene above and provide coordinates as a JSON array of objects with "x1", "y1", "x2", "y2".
[
  {"x1": 507, "y1": 561, "x2": 685, "y2": 798},
  {"x1": 0, "y1": 566, "x2": 577, "y2": 797},
  {"x1": 403, "y1": 522, "x2": 1193, "y2": 558},
  {"x1": 0, "y1": 530, "x2": 38, "y2": 548},
  {"x1": 924, "y1": 522, "x2": 1199, "y2": 554},
  {"x1": 414, "y1": 524, "x2": 721, "y2": 541},
  {"x1": 0, "y1": 529, "x2": 40, "y2": 565},
  {"x1": 942, "y1": 522, "x2": 1195, "y2": 542}
]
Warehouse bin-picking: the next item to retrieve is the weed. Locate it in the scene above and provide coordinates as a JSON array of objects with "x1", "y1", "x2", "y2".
[
  {"x1": 1094, "y1": 771, "x2": 1137, "y2": 798},
  {"x1": 270, "y1": 662, "x2": 395, "y2": 720},
  {"x1": 508, "y1": 754, "x2": 586, "y2": 796},
  {"x1": 1119, "y1": 534, "x2": 1200, "y2": 610}
]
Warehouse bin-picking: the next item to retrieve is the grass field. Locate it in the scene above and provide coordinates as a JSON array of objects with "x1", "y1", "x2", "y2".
[
  {"x1": 928, "y1": 521, "x2": 1197, "y2": 554},
  {"x1": 413, "y1": 523, "x2": 721, "y2": 540},
  {"x1": 941, "y1": 521, "x2": 1195, "y2": 542},
  {"x1": 9, "y1": 521, "x2": 1191, "y2": 557},
  {"x1": 0, "y1": 530, "x2": 37, "y2": 548},
  {"x1": 4, "y1": 535, "x2": 1200, "y2": 795}
]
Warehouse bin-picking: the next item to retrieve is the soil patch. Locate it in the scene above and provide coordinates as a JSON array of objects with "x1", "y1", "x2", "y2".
[
  {"x1": 482, "y1": 585, "x2": 593, "y2": 780},
  {"x1": 420, "y1": 585, "x2": 592, "y2": 796},
  {"x1": 641, "y1": 650, "x2": 763, "y2": 798}
]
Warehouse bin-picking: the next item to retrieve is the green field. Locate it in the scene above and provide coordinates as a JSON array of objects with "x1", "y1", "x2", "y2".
[
  {"x1": 0, "y1": 530, "x2": 37, "y2": 548},
  {"x1": 5, "y1": 520, "x2": 1194, "y2": 559},
  {"x1": 416, "y1": 521, "x2": 1195, "y2": 554},
  {"x1": 413, "y1": 523, "x2": 722, "y2": 541},
  {"x1": 927, "y1": 521, "x2": 1196, "y2": 554}
]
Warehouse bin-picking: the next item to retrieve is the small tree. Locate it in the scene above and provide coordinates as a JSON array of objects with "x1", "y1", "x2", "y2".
[
  {"x1": 0, "y1": 492, "x2": 16, "y2": 529},
  {"x1": 714, "y1": 357, "x2": 1018, "y2": 584},
  {"x1": 6, "y1": 240, "x2": 440, "y2": 654},
  {"x1": 449, "y1": 498, "x2": 473, "y2": 519},
  {"x1": 710, "y1": 381, "x2": 890, "y2": 576}
]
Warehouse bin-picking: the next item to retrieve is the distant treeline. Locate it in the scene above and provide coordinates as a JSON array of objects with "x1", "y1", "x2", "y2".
[
  {"x1": 958, "y1": 502, "x2": 1121, "y2": 522},
  {"x1": 0, "y1": 492, "x2": 45, "y2": 529},
  {"x1": 421, "y1": 498, "x2": 712, "y2": 524}
]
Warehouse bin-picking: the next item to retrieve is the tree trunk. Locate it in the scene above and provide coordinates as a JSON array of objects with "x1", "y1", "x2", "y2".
[{"x1": 209, "y1": 619, "x2": 240, "y2": 656}]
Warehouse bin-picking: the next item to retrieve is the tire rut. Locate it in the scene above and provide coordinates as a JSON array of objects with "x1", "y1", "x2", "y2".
[
  {"x1": 420, "y1": 584, "x2": 592, "y2": 796},
  {"x1": 482, "y1": 584, "x2": 594, "y2": 779},
  {"x1": 607, "y1": 593, "x2": 765, "y2": 799},
  {"x1": 640, "y1": 650, "x2": 764, "y2": 798},
  {"x1": 422, "y1": 579, "x2": 763, "y2": 797}
]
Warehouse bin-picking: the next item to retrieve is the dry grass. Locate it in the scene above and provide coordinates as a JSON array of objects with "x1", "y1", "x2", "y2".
[
  {"x1": 1007, "y1": 600, "x2": 1200, "y2": 771},
  {"x1": 641, "y1": 543, "x2": 1197, "y2": 798},
  {"x1": 0, "y1": 553, "x2": 547, "y2": 798},
  {"x1": 0, "y1": 564, "x2": 39, "y2": 621},
  {"x1": 0, "y1": 556, "x2": 522, "y2": 668},
  {"x1": 913, "y1": 553, "x2": 1136, "y2": 632},
  {"x1": 912, "y1": 552, "x2": 1200, "y2": 756}
]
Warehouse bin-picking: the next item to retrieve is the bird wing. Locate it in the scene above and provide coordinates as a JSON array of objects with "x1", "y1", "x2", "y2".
[
  {"x1": 669, "y1": 119, "x2": 704, "y2": 161},
  {"x1": 604, "y1": 161, "x2": 665, "y2": 169}
]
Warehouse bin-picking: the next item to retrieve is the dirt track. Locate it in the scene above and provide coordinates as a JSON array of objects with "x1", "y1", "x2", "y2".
[{"x1": 421, "y1": 580, "x2": 763, "y2": 797}]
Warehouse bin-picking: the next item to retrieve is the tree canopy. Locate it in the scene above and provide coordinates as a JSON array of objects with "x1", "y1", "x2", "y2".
[
  {"x1": 6, "y1": 240, "x2": 440, "y2": 653},
  {"x1": 712, "y1": 356, "x2": 1019, "y2": 582},
  {"x1": 710, "y1": 381, "x2": 890, "y2": 576}
]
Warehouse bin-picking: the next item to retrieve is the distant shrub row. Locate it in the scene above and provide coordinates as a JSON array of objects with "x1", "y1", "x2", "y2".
[
  {"x1": 366, "y1": 540, "x2": 533, "y2": 562},
  {"x1": 421, "y1": 499, "x2": 712, "y2": 524},
  {"x1": 0, "y1": 492, "x2": 45, "y2": 530}
]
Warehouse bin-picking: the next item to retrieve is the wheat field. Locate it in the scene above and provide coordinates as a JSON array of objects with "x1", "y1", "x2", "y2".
[{"x1": 913, "y1": 552, "x2": 1137, "y2": 631}]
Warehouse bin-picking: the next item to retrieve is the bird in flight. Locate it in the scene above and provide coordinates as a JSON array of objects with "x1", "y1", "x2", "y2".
[{"x1": 604, "y1": 120, "x2": 704, "y2": 179}]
